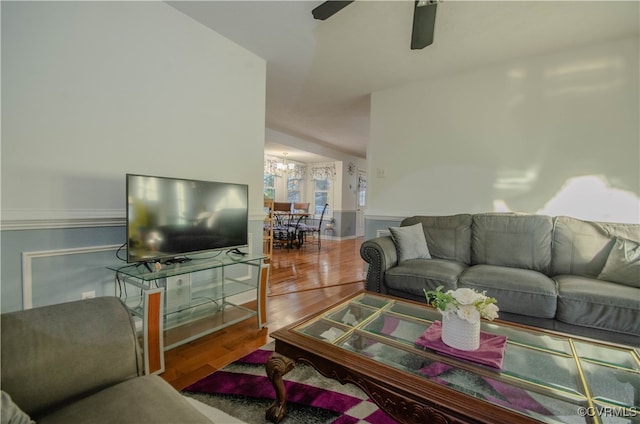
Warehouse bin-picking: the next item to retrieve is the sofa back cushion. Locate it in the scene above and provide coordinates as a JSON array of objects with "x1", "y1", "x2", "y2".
[
  {"x1": 401, "y1": 214, "x2": 472, "y2": 264},
  {"x1": 552, "y1": 216, "x2": 640, "y2": 278},
  {"x1": 0, "y1": 297, "x2": 141, "y2": 417},
  {"x1": 471, "y1": 213, "x2": 553, "y2": 274},
  {"x1": 597, "y1": 237, "x2": 640, "y2": 287}
]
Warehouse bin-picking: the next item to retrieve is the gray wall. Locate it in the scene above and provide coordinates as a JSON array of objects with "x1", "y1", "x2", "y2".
[{"x1": 1, "y1": 222, "x2": 264, "y2": 313}]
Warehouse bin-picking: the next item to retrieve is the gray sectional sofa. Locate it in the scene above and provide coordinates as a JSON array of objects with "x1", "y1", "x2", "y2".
[
  {"x1": 1, "y1": 297, "x2": 212, "y2": 424},
  {"x1": 360, "y1": 213, "x2": 639, "y2": 346}
]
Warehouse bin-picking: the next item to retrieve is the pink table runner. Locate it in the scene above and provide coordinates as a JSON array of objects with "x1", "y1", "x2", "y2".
[{"x1": 415, "y1": 320, "x2": 507, "y2": 369}]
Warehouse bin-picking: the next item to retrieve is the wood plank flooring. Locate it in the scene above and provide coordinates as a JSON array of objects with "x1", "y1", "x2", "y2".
[{"x1": 161, "y1": 237, "x2": 367, "y2": 390}]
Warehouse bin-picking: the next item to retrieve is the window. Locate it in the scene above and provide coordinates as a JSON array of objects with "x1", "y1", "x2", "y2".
[
  {"x1": 358, "y1": 175, "x2": 367, "y2": 207},
  {"x1": 264, "y1": 174, "x2": 275, "y2": 200},
  {"x1": 287, "y1": 178, "x2": 303, "y2": 202},
  {"x1": 313, "y1": 179, "x2": 331, "y2": 215}
]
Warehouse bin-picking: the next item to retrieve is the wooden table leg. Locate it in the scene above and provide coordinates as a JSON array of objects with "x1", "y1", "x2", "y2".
[{"x1": 265, "y1": 353, "x2": 295, "y2": 423}]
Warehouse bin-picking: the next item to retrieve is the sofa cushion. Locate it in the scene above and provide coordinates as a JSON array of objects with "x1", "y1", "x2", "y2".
[
  {"x1": 551, "y1": 216, "x2": 640, "y2": 278},
  {"x1": 471, "y1": 213, "x2": 553, "y2": 274},
  {"x1": 401, "y1": 215, "x2": 472, "y2": 264},
  {"x1": 37, "y1": 375, "x2": 210, "y2": 424},
  {"x1": 597, "y1": 237, "x2": 640, "y2": 288},
  {"x1": 389, "y1": 223, "x2": 431, "y2": 262},
  {"x1": 555, "y1": 275, "x2": 640, "y2": 336},
  {"x1": 459, "y1": 264, "x2": 557, "y2": 318},
  {"x1": 0, "y1": 297, "x2": 141, "y2": 417},
  {"x1": 386, "y1": 259, "x2": 467, "y2": 298}
]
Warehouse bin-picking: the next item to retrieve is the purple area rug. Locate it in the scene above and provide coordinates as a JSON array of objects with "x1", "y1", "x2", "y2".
[{"x1": 182, "y1": 343, "x2": 397, "y2": 424}]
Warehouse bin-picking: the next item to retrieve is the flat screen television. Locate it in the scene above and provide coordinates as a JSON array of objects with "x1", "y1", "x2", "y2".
[{"x1": 126, "y1": 174, "x2": 249, "y2": 263}]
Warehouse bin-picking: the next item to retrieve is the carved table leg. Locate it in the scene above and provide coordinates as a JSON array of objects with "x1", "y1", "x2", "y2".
[{"x1": 265, "y1": 353, "x2": 296, "y2": 423}]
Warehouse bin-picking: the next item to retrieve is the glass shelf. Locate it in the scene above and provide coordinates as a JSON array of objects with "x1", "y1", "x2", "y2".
[
  {"x1": 108, "y1": 253, "x2": 267, "y2": 374},
  {"x1": 107, "y1": 253, "x2": 265, "y2": 281},
  {"x1": 109, "y1": 254, "x2": 264, "y2": 327}
]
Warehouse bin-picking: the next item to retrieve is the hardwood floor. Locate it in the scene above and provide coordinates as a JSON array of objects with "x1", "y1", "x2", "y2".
[{"x1": 161, "y1": 237, "x2": 367, "y2": 390}]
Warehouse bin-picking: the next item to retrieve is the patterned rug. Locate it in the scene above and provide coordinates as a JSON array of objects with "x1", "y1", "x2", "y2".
[{"x1": 182, "y1": 343, "x2": 397, "y2": 424}]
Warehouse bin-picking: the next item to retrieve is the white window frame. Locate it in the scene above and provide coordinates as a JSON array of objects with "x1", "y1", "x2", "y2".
[
  {"x1": 264, "y1": 174, "x2": 275, "y2": 200},
  {"x1": 286, "y1": 176, "x2": 304, "y2": 203},
  {"x1": 312, "y1": 178, "x2": 333, "y2": 218}
]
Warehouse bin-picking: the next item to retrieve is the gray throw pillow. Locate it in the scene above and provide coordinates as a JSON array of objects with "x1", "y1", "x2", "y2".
[
  {"x1": 1, "y1": 391, "x2": 34, "y2": 424},
  {"x1": 389, "y1": 223, "x2": 431, "y2": 262},
  {"x1": 598, "y1": 237, "x2": 640, "y2": 288}
]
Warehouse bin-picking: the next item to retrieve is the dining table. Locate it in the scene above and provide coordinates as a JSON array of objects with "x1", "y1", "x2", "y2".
[{"x1": 273, "y1": 211, "x2": 310, "y2": 249}]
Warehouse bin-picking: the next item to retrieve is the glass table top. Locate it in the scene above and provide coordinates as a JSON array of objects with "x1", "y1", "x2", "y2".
[{"x1": 294, "y1": 293, "x2": 640, "y2": 424}]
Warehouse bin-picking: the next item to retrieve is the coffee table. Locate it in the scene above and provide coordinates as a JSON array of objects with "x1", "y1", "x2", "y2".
[{"x1": 265, "y1": 291, "x2": 639, "y2": 424}]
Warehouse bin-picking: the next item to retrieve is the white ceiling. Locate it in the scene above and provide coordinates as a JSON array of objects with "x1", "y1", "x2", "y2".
[{"x1": 169, "y1": 1, "x2": 639, "y2": 160}]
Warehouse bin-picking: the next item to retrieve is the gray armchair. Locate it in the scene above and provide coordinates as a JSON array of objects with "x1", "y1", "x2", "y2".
[{"x1": 1, "y1": 297, "x2": 211, "y2": 423}]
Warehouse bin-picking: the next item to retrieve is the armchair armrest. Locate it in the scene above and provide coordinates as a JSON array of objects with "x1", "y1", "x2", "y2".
[
  {"x1": 1, "y1": 297, "x2": 142, "y2": 418},
  {"x1": 360, "y1": 236, "x2": 398, "y2": 294}
]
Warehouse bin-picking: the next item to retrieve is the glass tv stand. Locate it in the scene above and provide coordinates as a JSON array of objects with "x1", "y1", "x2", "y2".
[{"x1": 108, "y1": 253, "x2": 268, "y2": 375}]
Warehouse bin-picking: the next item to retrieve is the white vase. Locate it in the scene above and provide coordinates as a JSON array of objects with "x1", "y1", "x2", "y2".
[{"x1": 441, "y1": 313, "x2": 480, "y2": 351}]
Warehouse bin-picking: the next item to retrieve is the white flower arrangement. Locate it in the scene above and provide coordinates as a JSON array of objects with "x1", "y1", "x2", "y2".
[{"x1": 424, "y1": 286, "x2": 499, "y2": 324}]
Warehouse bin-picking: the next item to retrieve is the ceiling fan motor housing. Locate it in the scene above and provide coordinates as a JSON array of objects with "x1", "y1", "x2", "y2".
[{"x1": 312, "y1": 0, "x2": 438, "y2": 50}]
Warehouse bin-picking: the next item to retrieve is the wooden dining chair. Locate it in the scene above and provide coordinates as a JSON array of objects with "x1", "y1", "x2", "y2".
[
  {"x1": 272, "y1": 202, "x2": 291, "y2": 226},
  {"x1": 273, "y1": 202, "x2": 292, "y2": 212},
  {"x1": 292, "y1": 202, "x2": 310, "y2": 213},
  {"x1": 292, "y1": 202, "x2": 311, "y2": 235},
  {"x1": 271, "y1": 202, "x2": 292, "y2": 248},
  {"x1": 298, "y1": 203, "x2": 328, "y2": 249}
]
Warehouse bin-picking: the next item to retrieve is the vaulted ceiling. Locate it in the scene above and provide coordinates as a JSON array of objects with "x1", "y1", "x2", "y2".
[{"x1": 169, "y1": 1, "x2": 639, "y2": 160}]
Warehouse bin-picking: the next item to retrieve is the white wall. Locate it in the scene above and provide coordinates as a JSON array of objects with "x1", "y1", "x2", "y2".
[
  {"x1": 367, "y1": 37, "x2": 639, "y2": 224},
  {"x1": 1, "y1": 1, "x2": 266, "y2": 224},
  {"x1": 0, "y1": 2, "x2": 266, "y2": 312}
]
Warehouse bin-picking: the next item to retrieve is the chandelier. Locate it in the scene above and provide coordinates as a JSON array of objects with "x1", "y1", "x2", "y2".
[{"x1": 276, "y1": 153, "x2": 295, "y2": 172}]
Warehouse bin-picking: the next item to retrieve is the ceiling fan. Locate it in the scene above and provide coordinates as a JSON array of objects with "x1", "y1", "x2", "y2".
[{"x1": 312, "y1": 0, "x2": 439, "y2": 50}]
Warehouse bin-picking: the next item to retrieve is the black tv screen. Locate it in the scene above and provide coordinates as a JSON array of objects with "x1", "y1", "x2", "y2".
[{"x1": 126, "y1": 174, "x2": 248, "y2": 263}]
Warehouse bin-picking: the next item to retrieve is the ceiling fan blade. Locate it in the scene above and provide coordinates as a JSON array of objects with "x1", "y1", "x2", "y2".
[
  {"x1": 411, "y1": 0, "x2": 437, "y2": 50},
  {"x1": 312, "y1": 1, "x2": 355, "y2": 20}
]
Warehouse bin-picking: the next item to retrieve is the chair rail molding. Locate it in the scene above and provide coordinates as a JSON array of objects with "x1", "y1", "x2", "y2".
[
  {"x1": 1, "y1": 208, "x2": 125, "y2": 230},
  {"x1": 2, "y1": 209, "x2": 267, "y2": 230},
  {"x1": 365, "y1": 214, "x2": 406, "y2": 221}
]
